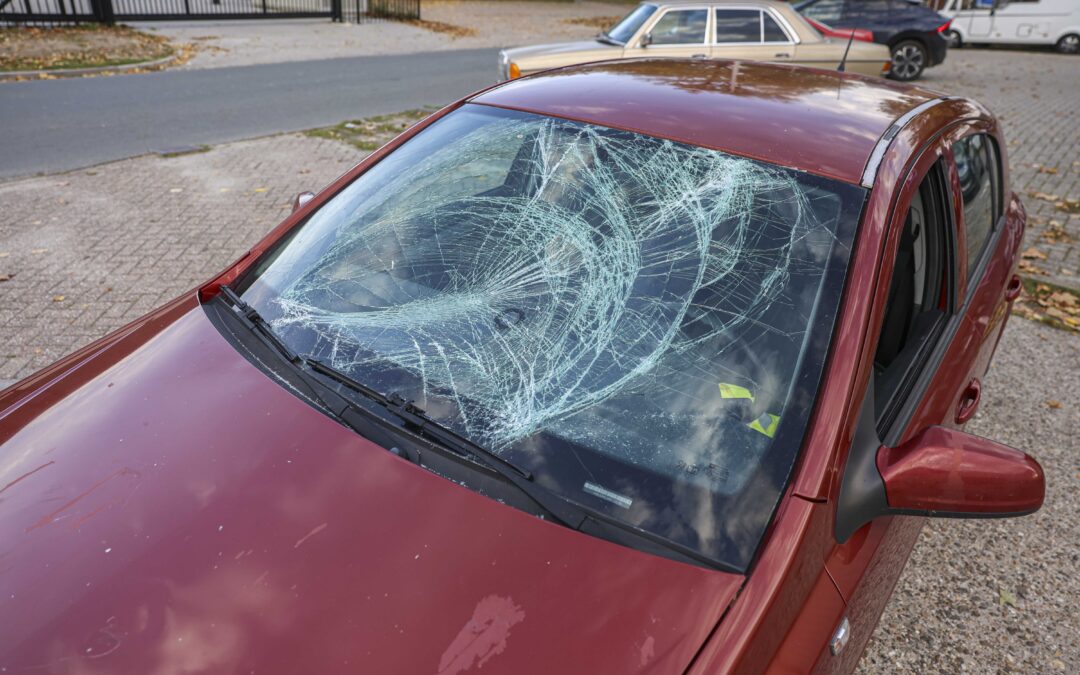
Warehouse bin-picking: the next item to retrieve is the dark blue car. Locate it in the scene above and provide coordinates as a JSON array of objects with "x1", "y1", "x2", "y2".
[{"x1": 794, "y1": 0, "x2": 951, "y2": 81}]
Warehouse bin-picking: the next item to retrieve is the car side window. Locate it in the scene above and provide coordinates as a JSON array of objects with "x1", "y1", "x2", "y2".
[
  {"x1": 762, "y1": 12, "x2": 790, "y2": 42},
  {"x1": 650, "y1": 9, "x2": 709, "y2": 44},
  {"x1": 715, "y1": 8, "x2": 761, "y2": 43},
  {"x1": 952, "y1": 133, "x2": 1000, "y2": 280},
  {"x1": 802, "y1": 0, "x2": 845, "y2": 23},
  {"x1": 873, "y1": 161, "x2": 954, "y2": 431}
]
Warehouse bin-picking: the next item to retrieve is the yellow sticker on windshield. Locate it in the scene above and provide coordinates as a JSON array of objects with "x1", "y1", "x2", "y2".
[
  {"x1": 748, "y1": 412, "x2": 781, "y2": 438},
  {"x1": 718, "y1": 382, "x2": 755, "y2": 401}
]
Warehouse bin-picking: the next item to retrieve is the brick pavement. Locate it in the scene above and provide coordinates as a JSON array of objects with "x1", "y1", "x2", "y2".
[{"x1": 0, "y1": 134, "x2": 365, "y2": 382}]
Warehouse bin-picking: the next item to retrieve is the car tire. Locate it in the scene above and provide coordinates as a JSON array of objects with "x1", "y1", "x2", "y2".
[
  {"x1": 945, "y1": 30, "x2": 962, "y2": 49},
  {"x1": 1056, "y1": 34, "x2": 1080, "y2": 54},
  {"x1": 890, "y1": 40, "x2": 928, "y2": 81}
]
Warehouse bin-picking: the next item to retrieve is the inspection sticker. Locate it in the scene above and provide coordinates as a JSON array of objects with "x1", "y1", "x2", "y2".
[{"x1": 583, "y1": 482, "x2": 633, "y2": 509}]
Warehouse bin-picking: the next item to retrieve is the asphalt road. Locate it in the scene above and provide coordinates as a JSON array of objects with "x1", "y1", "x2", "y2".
[{"x1": 0, "y1": 48, "x2": 498, "y2": 179}]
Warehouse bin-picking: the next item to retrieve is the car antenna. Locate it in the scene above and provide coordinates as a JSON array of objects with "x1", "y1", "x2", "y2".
[{"x1": 837, "y1": 29, "x2": 856, "y2": 73}]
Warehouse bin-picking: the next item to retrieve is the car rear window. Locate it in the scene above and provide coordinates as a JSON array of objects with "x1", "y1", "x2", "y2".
[{"x1": 237, "y1": 105, "x2": 865, "y2": 570}]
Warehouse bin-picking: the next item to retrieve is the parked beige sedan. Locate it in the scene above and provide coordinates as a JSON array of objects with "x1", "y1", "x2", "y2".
[{"x1": 498, "y1": 0, "x2": 892, "y2": 80}]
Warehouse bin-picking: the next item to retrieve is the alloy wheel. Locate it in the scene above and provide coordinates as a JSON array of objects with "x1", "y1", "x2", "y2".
[{"x1": 891, "y1": 41, "x2": 926, "y2": 81}]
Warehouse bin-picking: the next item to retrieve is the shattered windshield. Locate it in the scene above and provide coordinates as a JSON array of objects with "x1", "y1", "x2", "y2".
[{"x1": 238, "y1": 105, "x2": 864, "y2": 570}]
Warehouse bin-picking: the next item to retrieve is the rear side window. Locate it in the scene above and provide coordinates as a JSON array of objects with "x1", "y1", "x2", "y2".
[
  {"x1": 715, "y1": 9, "x2": 761, "y2": 43},
  {"x1": 952, "y1": 133, "x2": 999, "y2": 279}
]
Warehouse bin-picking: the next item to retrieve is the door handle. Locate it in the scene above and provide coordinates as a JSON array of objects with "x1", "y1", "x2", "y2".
[
  {"x1": 774, "y1": 52, "x2": 791, "y2": 58},
  {"x1": 956, "y1": 378, "x2": 982, "y2": 424},
  {"x1": 691, "y1": 53, "x2": 708, "y2": 59},
  {"x1": 1005, "y1": 274, "x2": 1022, "y2": 302}
]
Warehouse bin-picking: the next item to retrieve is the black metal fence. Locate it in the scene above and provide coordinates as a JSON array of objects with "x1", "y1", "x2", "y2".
[
  {"x1": 1, "y1": 0, "x2": 419, "y2": 23},
  {"x1": 346, "y1": 0, "x2": 419, "y2": 23}
]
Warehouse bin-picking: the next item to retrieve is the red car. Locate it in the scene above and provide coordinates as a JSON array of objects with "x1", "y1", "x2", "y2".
[{"x1": 0, "y1": 60, "x2": 1043, "y2": 673}]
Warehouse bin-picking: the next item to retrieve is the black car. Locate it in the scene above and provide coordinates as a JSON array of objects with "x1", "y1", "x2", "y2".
[{"x1": 794, "y1": 0, "x2": 951, "y2": 81}]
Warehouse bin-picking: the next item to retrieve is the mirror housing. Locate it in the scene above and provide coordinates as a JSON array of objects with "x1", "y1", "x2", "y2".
[
  {"x1": 835, "y1": 388, "x2": 1045, "y2": 543},
  {"x1": 292, "y1": 191, "x2": 315, "y2": 213},
  {"x1": 639, "y1": 33, "x2": 653, "y2": 47},
  {"x1": 878, "y1": 426, "x2": 1044, "y2": 516}
]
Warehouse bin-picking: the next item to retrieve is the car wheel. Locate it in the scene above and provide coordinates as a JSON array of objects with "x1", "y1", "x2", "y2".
[
  {"x1": 890, "y1": 40, "x2": 927, "y2": 81},
  {"x1": 1056, "y1": 33, "x2": 1080, "y2": 54},
  {"x1": 945, "y1": 30, "x2": 962, "y2": 49}
]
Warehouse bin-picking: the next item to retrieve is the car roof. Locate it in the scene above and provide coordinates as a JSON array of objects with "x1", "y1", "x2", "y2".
[{"x1": 471, "y1": 59, "x2": 944, "y2": 185}]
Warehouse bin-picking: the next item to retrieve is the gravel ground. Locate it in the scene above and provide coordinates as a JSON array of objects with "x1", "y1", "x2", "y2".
[
  {"x1": 142, "y1": 2, "x2": 625, "y2": 69},
  {"x1": 859, "y1": 317, "x2": 1080, "y2": 673}
]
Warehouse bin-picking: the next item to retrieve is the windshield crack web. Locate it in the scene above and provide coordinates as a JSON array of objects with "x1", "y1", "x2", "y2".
[{"x1": 270, "y1": 114, "x2": 825, "y2": 453}]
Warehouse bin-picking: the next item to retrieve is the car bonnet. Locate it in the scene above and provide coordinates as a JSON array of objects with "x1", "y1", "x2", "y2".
[{"x1": 0, "y1": 299, "x2": 742, "y2": 674}]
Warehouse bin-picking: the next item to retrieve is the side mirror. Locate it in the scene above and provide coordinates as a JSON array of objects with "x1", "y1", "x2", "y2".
[
  {"x1": 878, "y1": 426, "x2": 1044, "y2": 516},
  {"x1": 836, "y1": 386, "x2": 1044, "y2": 542},
  {"x1": 639, "y1": 33, "x2": 653, "y2": 47},
  {"x1": 292, "y1": 191, "x2": 315, "y2": 213}
]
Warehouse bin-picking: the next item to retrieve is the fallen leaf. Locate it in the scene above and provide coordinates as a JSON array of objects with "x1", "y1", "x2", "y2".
[
  {"x1": 999, "y1": 588, "x2": 1017, "y2": 607},
  {"x1": 1046, "y1": 400, "x2": 1062, "y2": 409},
  {"x1": 253, "y1": 188, "x2": 268, "y2": 193},
  {"x1": 1021, "y1": 247, "x2": 1047, "y2": 260},
  {"x1": 0, "y1": 273, "x2": 11, "y2": 282},
  {"x1": 30, "y1": 248, "x2": 48, "y2": 255},
  {"x1": 52, "y1": 295, "x2": 65, "y2": 302}
]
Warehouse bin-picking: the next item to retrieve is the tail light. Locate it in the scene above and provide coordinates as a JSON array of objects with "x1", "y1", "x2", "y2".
[{"x1": 937, "y1": 20, "x2": 952, "y2": 33}]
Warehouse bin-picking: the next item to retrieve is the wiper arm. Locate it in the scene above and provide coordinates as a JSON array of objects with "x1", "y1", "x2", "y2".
[
  {"x1": 304, "y1": 357, "x2": 589, "y2": 530},
  {"x1": 596, "y1": 32, "x2": 622, "y2": 46},
  {"x1": 218, "y1": 285, "x2": 297, "y2": 362}
]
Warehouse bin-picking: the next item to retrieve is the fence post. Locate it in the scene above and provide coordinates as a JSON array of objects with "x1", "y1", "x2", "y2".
[
  {"x1": 91, "y1": 0, "x2": 115, "y2": 24},
  {"x1": 331, "y1": 0, "x2": 342, "y2": 22}
]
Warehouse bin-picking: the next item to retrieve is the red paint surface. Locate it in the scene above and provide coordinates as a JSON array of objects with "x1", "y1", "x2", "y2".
[
  {"x1": 0, "y1": 303, "x2": 740, "y2": 674},
  {"x1": 877, "y1": 426, "x2": 1045, "y2": 514},
  {"x1": 473, "y1": 59, "x2": 940, "y2": 185}
]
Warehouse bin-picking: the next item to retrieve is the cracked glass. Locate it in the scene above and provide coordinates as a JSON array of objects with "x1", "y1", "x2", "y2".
[{"x1": 238, "y1": 105, "x2": 865, "y2": 569}]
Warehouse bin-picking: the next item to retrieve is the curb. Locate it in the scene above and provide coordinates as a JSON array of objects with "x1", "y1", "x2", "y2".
[{"x1": 0, "y1": 53, "x2": 178, "y2": 81}]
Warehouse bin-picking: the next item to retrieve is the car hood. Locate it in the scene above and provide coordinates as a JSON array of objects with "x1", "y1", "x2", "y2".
[
  {"x1": 504, "y1": 40, "x2": 623, "y2": 69},
  {"x1": 0, "y1": 297, "x2": 742, "y2": 674}
]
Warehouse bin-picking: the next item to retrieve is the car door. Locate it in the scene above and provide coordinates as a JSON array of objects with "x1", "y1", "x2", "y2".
[
  {"x1": 966, "y1": 0, "x2": 997, "y2": 37},
  {"x1": 822, "y1": 146, "x2": 971, "y2": 669},
  {"x1": 950, "y1": 128, "x2": 1015, "y2": 403},
  {"x1": 711, "y1": 7, "x2": 796, "y2": 64},
  {"x1": 636, "y1": 6, "x2": 712, "y2": 60}
]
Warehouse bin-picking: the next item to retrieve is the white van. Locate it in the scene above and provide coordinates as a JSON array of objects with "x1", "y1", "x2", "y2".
[{"x1": 940, "y1": 0, "x2": 1080, "y2": 52}]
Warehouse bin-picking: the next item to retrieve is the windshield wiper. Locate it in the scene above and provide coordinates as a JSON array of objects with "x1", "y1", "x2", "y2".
[
  {"x1": 596, "y1": 32, "x2": 622, "y2": 46},
  {"x1": 213, "y1": 287, "x2": 730, "y2": 570},
  {"x1": 304, "y1": 356, "x2": 591, "y2": 530}
]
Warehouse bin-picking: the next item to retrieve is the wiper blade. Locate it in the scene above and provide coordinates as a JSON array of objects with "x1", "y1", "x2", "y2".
[
  {"x1": 304, "y1": 357, "x2": 590, "y2": 530},
  {"x1": 596, "y1": 32, "x2": 621, "y2": 46},
  {"x1": 218, "y1": 285, "x2": 297, "y2": 362}
]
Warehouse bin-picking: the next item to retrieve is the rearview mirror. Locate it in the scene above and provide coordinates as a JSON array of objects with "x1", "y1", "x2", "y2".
[
  {"x1": 836, "y1": 392, "x2": 1044, "y2": 542},
  {"x1": 639, "y1": 33, "x2": 653, "y2": 47},
  {"x1": 292, "y1": 191, "x2": 315, "y2": 213}
]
